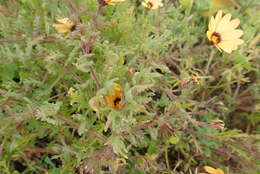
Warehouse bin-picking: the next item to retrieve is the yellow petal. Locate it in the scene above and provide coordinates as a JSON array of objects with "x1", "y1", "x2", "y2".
[
  {"x1": 229, "y1": 18, "x2": 240, "y2": 29},
  {"x1": 52, "y1": 24, "x2": 72, "y2": 33},
  {"x1": 212, "y1": 10, "x2": 223, "y2": 31},
  {"x1": 105, "y1": 84, "x2": 124, "y2": 109},
  {"x1": 216, "y1": 168, "x2": 224, "y2": 174},
  {"x1": 221, "y1": 29, "x2": 243, "y2": 40},
  {"x1": 217, "y1": 39, "x2": 244, "y2": 53},
  {"x1": 207, "y1": 30, "x2": 212, "y2": 41},
  {"x1": 104, "y1": 0, "x2": 125, "y2": 5},
  {"x1": 208, "y1": 16, "x2": 215, "y2": 32},
  {"x1": 53, "y1": 18, "x2": 74, "y2": 33},
  {"x1": 204, "y1": 166, "x2": 217, "y2": 174},
  {"x1": 218, "y1": 44, "x2": 232, "y2": 53},
  {"x1": 215, "y1": 44, "x2": 223, "y2": 52},
  {"x1": 56, "y1": 18, "x2": 73, "y2": 25},
  {"x1": 215, "y1": 13, "x2": 232, "y2": 33},
  {"x1": 217, "y1": 18, "x2": 241, "y2": 33}
]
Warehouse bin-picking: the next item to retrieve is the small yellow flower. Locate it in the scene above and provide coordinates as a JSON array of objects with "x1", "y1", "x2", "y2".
[
  {"x1": 142, "y1": 0, "x2": 163, "y2": 9},
  {"x1": 207, "y1": 10, "x2": 244, "y2": 53},
  {"x1": 52, "y1": 18, "x2": 75, "y2": 33},
  {"x1": 105, "y1": 84, "x2": 125, "y2": 109},
  {"x1": 191, "y1": 75, "x2": 200, "y2": 84},
  {"x1": 104, "y1": 0, "x2": 126, "y2": 5},
  {"x1": 202, "y1": 166, "x2": 224, "y2": 174},
  {"x1": 67, "y1": 87, "x2": 76, "y2": 96}
]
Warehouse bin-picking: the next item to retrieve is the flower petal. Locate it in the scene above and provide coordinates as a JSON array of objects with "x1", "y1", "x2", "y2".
[
  {"x1": 208, "y1": 16, "x2": 215, "y2": 32},
  {"x1": 218, "y1": 39, "x2": 244, "y2": 53},
  {"x1": 221, "y1": 29, "x2": 243, "y2": 40},
  {"x1": 52, "y1": 24, "x2": 71, "y2": 33},
  {"x1": 105, "y1": 84, "x2": 124, "y2": 109},
  {"x1": 229, "y1": 18, "x2": 240, "y2": 29},
  {"x1": 216, "y1": 168, "x2": 224, "y2": 174},
  {"x1": 211, "y1": 10, "x2": 223, "y2": 31},
  {"x1": 204, "y1": 166, "x2": 217, "y2": 174},
  {"x1": 207, "y1": 30, "x2": 212, "y2": 40},
  {"x1": 215, "y1": 13, "x2": 232, "y2": 33},
  {"x1": 56, "y1": 18, "x2": 72, "y2": 25},
  {"x1": 105, "y1": 0, "x2": 125, "y2": 5}
]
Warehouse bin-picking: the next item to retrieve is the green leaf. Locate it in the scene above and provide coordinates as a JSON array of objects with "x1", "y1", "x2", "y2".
[
  {"x1": 179, "y1": 0, "x2": 194, "y2": 16},
  {"x1": 108, "y1": 136, "x2": 128, "y2": 159},
  {"x1": 168, "y1": 136, "x2": 180, "y2": 145},
  {"x1": 35, "y1": 102, "x2": 62, "y2": 125},
  {"x1": 78, "y1": 120, "x2": 87, "y2": 136}
]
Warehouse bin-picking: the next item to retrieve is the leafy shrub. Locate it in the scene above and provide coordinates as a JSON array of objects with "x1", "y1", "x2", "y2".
[{"x1": 0, "y1": 0, "x2": 259, "y2": 173}]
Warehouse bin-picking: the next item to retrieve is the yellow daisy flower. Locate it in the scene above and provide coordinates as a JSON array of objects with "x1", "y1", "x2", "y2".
[
  {"x1": 52, "y1": 18, "x2": 75, "y2": 33},
  {"x1": 104, "y1": 0, "x2": 126, "y2": 5},
  {"x1": 142, "y1": 0, "x2": 163, "y2": 9},
  {"x1": 105, "y1": 84, "x2": 125, "y2": 109},
  {"x1": 200, "y1": 166, "x2": 224, "y2": 174},
  {"x1": 207, "y1": 10, "x2": 244, "y2": 53}
]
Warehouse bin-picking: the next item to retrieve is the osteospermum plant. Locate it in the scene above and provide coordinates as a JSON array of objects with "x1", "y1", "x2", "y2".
[{"x1": 0, "y1": 0, "x2": 259, "y2": 174}]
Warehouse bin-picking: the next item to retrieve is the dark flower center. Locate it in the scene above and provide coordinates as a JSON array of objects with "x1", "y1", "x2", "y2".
[
  {"x1": 113, "y1": 97, "x2": 122, "y2": 106},
  {"x1": 70, "y1": 25, "x2": 76, "y2": 31},
  {"x1": 211, "y1": 32, "x2": 221, "y2": 45},
  {"x1": 147, "y1": 2, "x2": 153, "y2": 8}
]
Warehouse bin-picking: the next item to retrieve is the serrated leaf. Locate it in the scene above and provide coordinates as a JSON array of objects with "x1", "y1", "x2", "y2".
[
  {"x1": 107, "y1": 136, "x2": 128, "y2": 159},
  {"x1": 35, "y1": 102, "x2": 62, "y2": 125},
  {"x1": 78, "y1": 121, "x2": 87, "y2": 136},
  {"x1": 75, "y1": 56, "x2": 93, "y2": 73}
]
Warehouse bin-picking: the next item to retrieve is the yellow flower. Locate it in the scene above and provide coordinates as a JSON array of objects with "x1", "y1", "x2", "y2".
[
  {"x1": 52, "y1": 18, "x2": 75, "y2": 33},
  {"x1": 142, "y1": 0, "x2": 163, "y2": 9},
  {"x1": 105, "y1": 84, "x2": 125, "y2": 109},
  {"x1": 202, "y1": 166, "x2": 224, "y2": 174},
  {"x1": 191, "y1": 75, "x2": 200, "y2": 84},
  {"x1": 207, "y1": 10, "x2": 244, "y2": 53},
  {"x1": 104, "y1": 0, "x2": 126, "y2": 5}
]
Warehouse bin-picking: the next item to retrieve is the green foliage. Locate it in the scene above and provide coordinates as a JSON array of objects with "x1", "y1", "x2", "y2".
[{"x1": 0, "y1": 0, "x2": 259, "y2": 174}]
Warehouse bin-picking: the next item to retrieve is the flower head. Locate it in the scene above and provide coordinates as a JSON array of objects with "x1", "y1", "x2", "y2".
[
  {"x1": 202, "y1": 166, "x2": 224, "y2": 174},
  {"x1": 105, "y1": 84, "x2": 124, "y2": 109},
  {"x1": 142, "y1": 0, "x2": 163, "y2": 9},
  {"x1": 207, "y1": 10, "x2": 244, "y2": 53},
  {"x1": 88, "y1": 84, "x2": 125, "y2": 112},
  {"x1": 104, "y1": 0, "x2": 126, "y2": 5},
  {"x1": 191, "y1": 75, "x2": 200, "y2": 84},
  {"x1": 52, "y1": 18, "x2": 75, "y2": 33}
]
